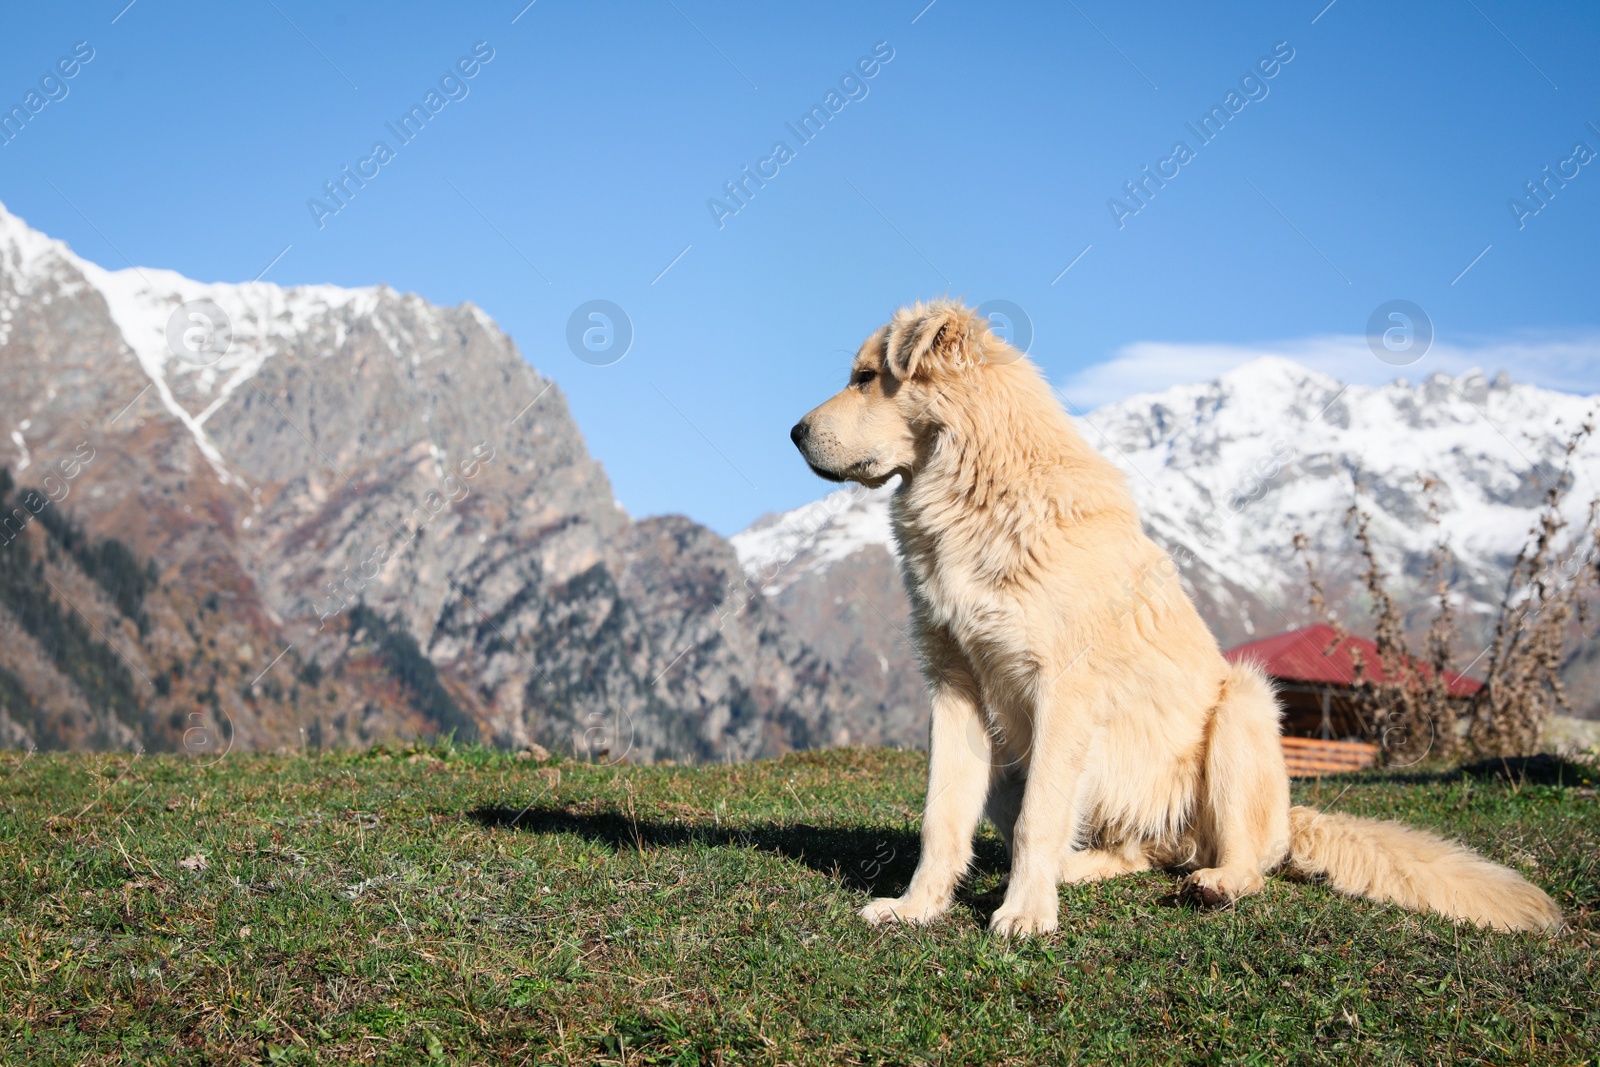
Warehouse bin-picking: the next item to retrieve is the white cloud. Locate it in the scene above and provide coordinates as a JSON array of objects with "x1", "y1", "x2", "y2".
[{"x1": 1060, "y1": 332, "x2": 1600, "y2": 410}]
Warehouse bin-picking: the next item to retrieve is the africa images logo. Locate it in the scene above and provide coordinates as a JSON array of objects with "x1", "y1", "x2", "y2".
[
  {"x1": 0, "y1": 40, "x2": 95, "y2": 147},
  {"x1": 306, "y1": 42, "x2": 496, "y2": 229},
  {"x1": 706, "y1": 41, "x2": 896, "y2": 230},
  {"x1": 1107, "y1": 40, "x2": 1295, "y2": 229}
]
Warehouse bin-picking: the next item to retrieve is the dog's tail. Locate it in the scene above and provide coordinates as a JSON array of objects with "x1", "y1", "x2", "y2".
[{"x1": 1284, "y1": 805, "x2": 1562, "y2": 932}]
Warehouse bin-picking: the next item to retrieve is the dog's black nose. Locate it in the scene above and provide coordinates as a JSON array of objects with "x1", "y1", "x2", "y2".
[{"x1": 790, "y1": 421, "x2": 810, "y2": 448}]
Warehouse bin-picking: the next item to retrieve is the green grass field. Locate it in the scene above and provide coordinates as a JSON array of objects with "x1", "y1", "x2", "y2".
[{"x1": 2, "y1": 745, "x2": 1596, "y2": 1065}]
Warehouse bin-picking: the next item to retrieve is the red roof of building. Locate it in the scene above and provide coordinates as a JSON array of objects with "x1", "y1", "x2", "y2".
[{"x1": 1223, "y1": 623, "x2": 1482, "y2": 697}]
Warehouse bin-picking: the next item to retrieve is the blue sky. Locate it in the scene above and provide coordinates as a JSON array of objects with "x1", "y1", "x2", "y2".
[{"x1": 2, "y1": 0, "x2": 1597, "y2": 534}]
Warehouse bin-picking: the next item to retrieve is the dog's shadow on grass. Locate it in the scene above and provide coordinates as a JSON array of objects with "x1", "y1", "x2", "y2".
[{"x1": 468, "y1": 804, "x2": 1011, "y2": 916}]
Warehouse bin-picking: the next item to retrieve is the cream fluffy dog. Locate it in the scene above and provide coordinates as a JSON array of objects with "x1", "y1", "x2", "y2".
[{"x1": 790, "y1": 299, "x2": 1561, "y2": 936}]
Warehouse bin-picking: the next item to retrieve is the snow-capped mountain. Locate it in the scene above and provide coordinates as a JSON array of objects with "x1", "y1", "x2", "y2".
[
  {"x1": 1084, "y1": 357, "x2": 1596, "y2": 639},
  {"x1": 0, "y1": 200, "x2": 877, "y2": 759},
  {"x1": 735, "y1": 357, "x2": 1600, "y2": 724}
]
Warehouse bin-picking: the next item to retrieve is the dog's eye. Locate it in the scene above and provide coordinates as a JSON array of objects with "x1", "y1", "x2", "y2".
[{"x1": 853, "y1": 370, "x2": 877, "y2": 388}]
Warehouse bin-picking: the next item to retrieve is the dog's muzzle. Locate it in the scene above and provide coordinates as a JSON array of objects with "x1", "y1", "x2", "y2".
[{"x1": 791, "y1": 419, "x2": 846, "y2": 482}]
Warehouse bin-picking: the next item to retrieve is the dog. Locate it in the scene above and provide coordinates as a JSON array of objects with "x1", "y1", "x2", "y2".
[{"x1": 790, "y1": 299, "x2": 1562, "y2": 935}]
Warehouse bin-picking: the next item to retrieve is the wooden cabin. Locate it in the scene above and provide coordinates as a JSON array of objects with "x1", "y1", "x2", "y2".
[{"x1": 1222, "y1": 623, "x2": 1482, "y2": 776}]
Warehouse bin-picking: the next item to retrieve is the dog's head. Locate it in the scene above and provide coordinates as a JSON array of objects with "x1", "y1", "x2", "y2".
[{"x1": 791, "y1": 300, "x2": 1012, "y2": 486}]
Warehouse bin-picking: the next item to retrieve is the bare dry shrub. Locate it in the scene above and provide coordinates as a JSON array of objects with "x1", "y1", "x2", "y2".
[
  {"x1": 1465, "y1": 438, "x2": 1599, "y2": 756},
  {"x1": 1296, "y1": 419, "x2": 1597, "y2": 764},
  {"x1": 1294, "y1": 504, "x2": 1457, "y2": 765}
]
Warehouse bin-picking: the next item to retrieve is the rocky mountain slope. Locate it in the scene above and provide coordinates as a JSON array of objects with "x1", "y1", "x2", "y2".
[
  {"x1": 0, "y1": 200, "x2": 883, "y2": 761},
  {"x1": 734, "y1": 358, "x2": 1600, "y2": 735}
]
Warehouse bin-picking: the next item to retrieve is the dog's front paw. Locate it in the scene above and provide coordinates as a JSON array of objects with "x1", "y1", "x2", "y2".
[
  {"x1": 1180, "y1": 867, "x2": 1264, "y2": 908},
  {"x1": 987, "y1": 895, "x2": 1059, "y2": 937},
  {"x1": 860, "y1": 895, "x2": 946, "y2": 926}
]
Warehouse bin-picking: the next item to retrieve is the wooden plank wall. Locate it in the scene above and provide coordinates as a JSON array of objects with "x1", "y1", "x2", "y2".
[{"x1": 1281, "y1": 735, "x2": 1378, "y2": 777}]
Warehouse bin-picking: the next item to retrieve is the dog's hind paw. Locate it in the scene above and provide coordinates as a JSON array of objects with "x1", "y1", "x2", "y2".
[{"x1": 859, "y1": 895, "x2": 946, "y2": 926}]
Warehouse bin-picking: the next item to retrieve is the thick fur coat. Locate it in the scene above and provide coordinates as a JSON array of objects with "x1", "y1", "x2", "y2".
[{"x1": 790, "y1": 299, "x2": 1561, "y2": 936}]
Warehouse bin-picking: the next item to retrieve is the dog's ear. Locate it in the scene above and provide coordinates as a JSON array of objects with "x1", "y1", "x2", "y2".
[{"x1": 884, "y1": 303, "x2": 974, "y2": 382}]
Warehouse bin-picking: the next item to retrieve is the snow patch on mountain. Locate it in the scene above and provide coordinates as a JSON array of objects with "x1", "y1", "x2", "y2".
[
  {"x1": 1, "y1": 199, "x2": 412, "y2": 486},
  {"x1": 78, "y1": 261, "x2": 382, "y2": 413},
  {"x1": 0, "y1": 202, "x2": 76, "y2": 351},
  {"x1": 1065, "y1": 335, "x2": 1600, "y2": 409},
  {"x1": 731, "y1": 480, "x2": 899, "y2": 594}
]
